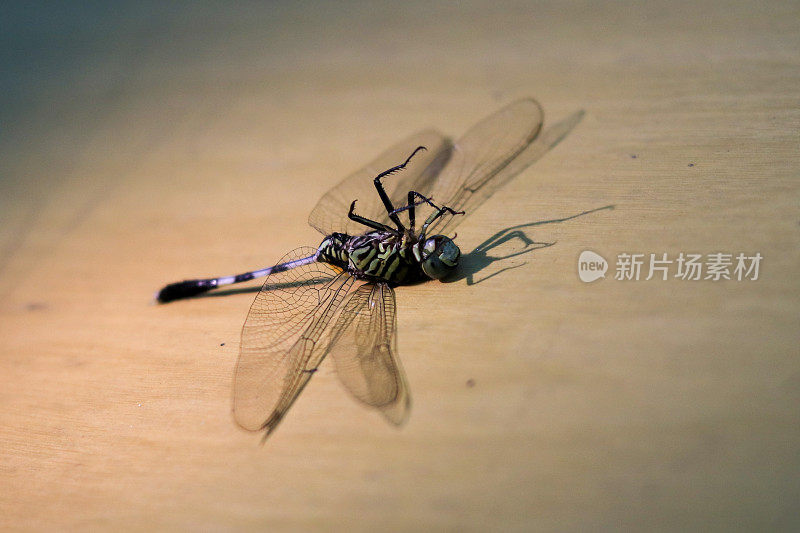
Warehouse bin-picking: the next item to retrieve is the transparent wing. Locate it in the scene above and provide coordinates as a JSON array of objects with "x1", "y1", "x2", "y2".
[
  {"x1": 234, "y1": 247, "x2": 356, "y2": 433},
  {"x1": 308, "y1": 129, "x2": 452, "y2": 236},
  {"x1": 326, "y1": 282, "x2": 410, "y2": 426},
  {"x1": 420, "y1": 98, "x2": 545, "y2": 235}
]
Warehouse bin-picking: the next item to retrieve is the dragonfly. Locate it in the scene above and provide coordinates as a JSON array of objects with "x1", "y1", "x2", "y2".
[{"x1": 157, "y1": 98, "x2": 549, "y2": 436}]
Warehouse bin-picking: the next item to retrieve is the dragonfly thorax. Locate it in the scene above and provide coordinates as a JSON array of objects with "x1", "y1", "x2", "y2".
[{"x1": 316, "y1": 231, "x2": 460, "y2": 284}]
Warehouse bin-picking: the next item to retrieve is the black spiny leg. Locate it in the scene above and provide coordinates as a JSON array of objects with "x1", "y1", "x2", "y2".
[
  {"x1": 390, "y1": 191, "x2": 440, "y2": 231},
  {"x1": 407, "y1": 190, "x2": 417, "y2": 230},
  {"x1": 348, "y1": 200, "x2": 399, "y2": 234},
  {"x1": 372, "y1": 146, "x2": 427, "y2": 231}
]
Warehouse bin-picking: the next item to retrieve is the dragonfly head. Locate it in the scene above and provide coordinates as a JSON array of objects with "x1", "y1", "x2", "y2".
[{"x1": 420, "y1": 235, "x2": 461, "y2": 280}]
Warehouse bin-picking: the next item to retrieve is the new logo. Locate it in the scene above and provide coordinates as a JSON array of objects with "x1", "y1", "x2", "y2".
[{"x1": 578, "y1": 250, "x2": 608, "y2": 282}]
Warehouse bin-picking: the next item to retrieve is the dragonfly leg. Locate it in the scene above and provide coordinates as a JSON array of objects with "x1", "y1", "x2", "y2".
[
  {"x1": 348, "y1": 200, "x2": 399, "y2": 234},
  {"x1": 372, "y1": 146, "x2": 427, "y2": 231},
  {"x1": 419, "y1": 202, "x2": 465, "y2": 238},
  {"x1": 389, "y1": 191, "x2": 438, "y2": 231},
  {"x1": 390, "y1": 191, "x2": 463, "y2": 237}
]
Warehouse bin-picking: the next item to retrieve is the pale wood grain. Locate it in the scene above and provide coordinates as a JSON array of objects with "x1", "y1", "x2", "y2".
[{"x1": 1, "y1": 1, "x2": 798, "y2": 530}]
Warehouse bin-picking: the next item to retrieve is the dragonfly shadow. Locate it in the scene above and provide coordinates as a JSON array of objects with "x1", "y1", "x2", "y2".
[
  {"x1": 155, "y1": 100, "x2": 605, "y2": 442},
  {"x1": 445, "y1": 205, "x2": 615, "y2": 285},
  {"x1": 196, "y1": 277, "x2": 332, "y2": 299},
  {"x1": 200, "y1": 286, "x2": 261, "y2": 298}
]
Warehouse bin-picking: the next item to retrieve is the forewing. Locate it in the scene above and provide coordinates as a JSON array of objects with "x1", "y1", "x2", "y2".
[
  {"x1": 422, "y1": 98, "x2": 545, "y2": 235},
  {"x1": 308, "y1": 129, "x2": 452, "y2": 235},
  {"x1": 327, "y1": 283, "x2": 410, "y2": 426},
  {"x1": 234, "y1": 247, "x2": 355, "y2": 433}
]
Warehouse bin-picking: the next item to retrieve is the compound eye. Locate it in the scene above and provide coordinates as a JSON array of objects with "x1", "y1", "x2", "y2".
[
  {"x1": 423, "y1": 238, "x2": 438, "y2": 256},
  {"x1": 421, "y1": 255, "x2": 447, "y2": 280},
  {"x1": 420, "y1": 236, "x2": 459, "y2": 280},
  {"x1": 438, "y1": 239, "x2": 460, "y2": 267}
]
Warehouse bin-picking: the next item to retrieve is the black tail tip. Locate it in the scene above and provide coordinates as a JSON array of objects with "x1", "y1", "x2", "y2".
[{"x1": 156, "y1": 280, "x2": 213, "y2": 303}]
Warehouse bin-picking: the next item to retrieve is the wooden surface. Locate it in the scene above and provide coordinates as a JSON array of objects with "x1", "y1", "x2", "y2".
[{"x1": 1, "y1": 1, "x2": 798, "y2": 530}]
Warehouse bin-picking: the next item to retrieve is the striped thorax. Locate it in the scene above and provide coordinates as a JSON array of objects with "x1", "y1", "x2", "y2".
[{"x1": 317, "y1": 231, "x2": 460, "y2": 284}]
